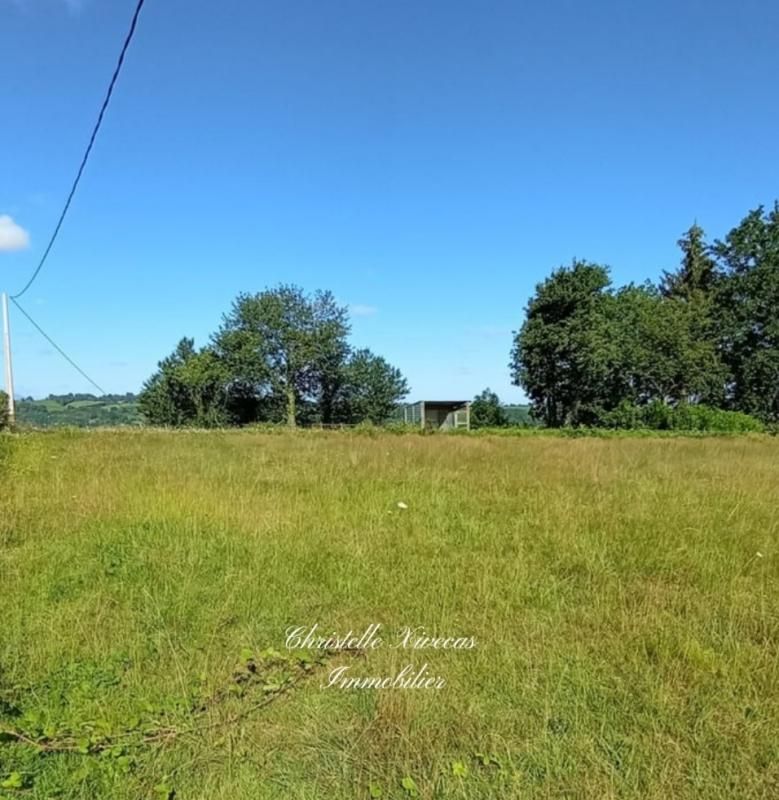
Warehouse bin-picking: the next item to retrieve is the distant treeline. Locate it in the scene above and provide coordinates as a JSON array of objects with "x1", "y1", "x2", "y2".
[
  {"x1": 6, "y1": 203, "x2": 776, "y2": 435},
  {"x1": 19, "y1": 392, "x2": 137, "y2": 405},
  {"x1": 12, "y1": 394, "x2": 141, "y2": 428}
]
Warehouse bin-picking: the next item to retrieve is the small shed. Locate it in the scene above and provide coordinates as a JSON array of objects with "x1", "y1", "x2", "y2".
[{"x1": 402, "y1": 400, "x2": 470, "y2": 431}]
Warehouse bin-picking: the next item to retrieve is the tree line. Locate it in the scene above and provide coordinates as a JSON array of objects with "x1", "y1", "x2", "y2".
[
  {"x1": 7, "y1": 203, "x2": 775, "y2": 433},
  {"x1": 19, "y1": 392, "x2": 138, "y2": 405},
  {"x1": 510, "y1": 204, "x2": 779, "y2": 428},
  {"x1": 139, "y1": 285, "x2": 409, "y2": 427}
]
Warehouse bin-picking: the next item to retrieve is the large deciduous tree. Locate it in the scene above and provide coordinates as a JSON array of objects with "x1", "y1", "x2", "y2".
[
  {"x1": 712, "y1": 204, "x2": 779, "y2": 421},
  {"x1": 213, "y1": 285, "x2": 350, "y2": 427},
  {"x1": 510, "y1": 261, "x2": 615, "y2": 426},
  {"x1": 610, "y1": 284, "x2": 725, "y2": 407},
  {"x1": 140, "y1": 285, "x2": 409, "y2": 428}
]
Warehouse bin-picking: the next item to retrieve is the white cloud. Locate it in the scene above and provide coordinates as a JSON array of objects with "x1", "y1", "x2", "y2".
[
  {"x1": 0, "y1": 215, "x2": 30, "y2": 252},
  {"x1": 10, "y1": 0, "x2": 87, "y2": 14},
  {"x1": 349, "y1": 304, "x2": 378, "y2": 317}
]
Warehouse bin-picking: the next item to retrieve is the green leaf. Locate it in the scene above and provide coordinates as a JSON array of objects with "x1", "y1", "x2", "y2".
[
  {"x1": 240, "y1": 647, "x2": 254, "y2": 663},
  {"x1": 369, "y1": 784, "x2": 383, "y2": 798},
  {"x1": 260, "y1": 647, "x2": 283, "y2": 661},
  {"x1": 1, "y1": 771, "x2": 24, "y2": 790},
  {"x1": 451, "y1": 760, "x2": 469, "y2": 777},
  {"x1": 109, "y1": 744, "x2": 126, "y2": 758},
  {"x1": 116, "y1": 755, "x2": 133, "y2": 773},
  {"x1": 400, "y1": 775, "x2": 418, "y2": 796},
  {"x1": 153, "y1": 780, "x2": 175, "y2": 799}
]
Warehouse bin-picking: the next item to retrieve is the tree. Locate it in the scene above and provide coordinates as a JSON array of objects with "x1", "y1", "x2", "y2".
[
  {"x1": 712, "y1": 204, "x2": 779, "y2": 421},
  {"x1": 510, "y1": 261, "x2": 616, "y2": 426},
  {"x1": 509, "y1": 203, "x2": 778, "y2": 427},
  {"x1": 661, "y1": 224, "x2": 718, "y2": 301},
  {"x1": 138, "y1": 338, "x2": 197, "y2": 426},
  {"x1": 310, "y1": 293, "x2": 353, "y2": 424},
  {"x1": 213, "y1": 285, "x2": 350, "y2": 427},
  {"x1": 511, "y1": 262, "x2": 728, "y2": 427},
  {"x1": 139, "y1": 285, "x2": 408, "y2": 429},
  {"x1": 138, "y1": 338, "x2": 229, "y2": 427},
  {"x1": 470, "y1": 388, "x2": 508, "y2": 428},
  {"x1": 0, "y1": 390, "x2": 9, "y2": 430},
  {"x1": 334, "y1": 348, "x2": 409, "y2": 424},
  {"x1": 656, "y1": 224, "x2": 726, "y2": 405},
  {"x1": 177, "y1": 348, "x2": 231, "y2": 427},
  {"x1": 610, "y1": 284, "x2": 725, "y2": 407}
]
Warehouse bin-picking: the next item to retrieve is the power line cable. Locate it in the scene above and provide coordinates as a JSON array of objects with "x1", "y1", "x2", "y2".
[
  {"x1": 12, "y1": 0, "x2": 147, "y2": 300},
  {"x1": 10, "y1": 297, "x2": 106, "y2": 395}
]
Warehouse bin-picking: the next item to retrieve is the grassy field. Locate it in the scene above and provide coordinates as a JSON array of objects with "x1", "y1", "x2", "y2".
[
  {"x1": 1, "y1": 430, "x2": 777, "y2": 799},
  {"x1": 14, "y1": 396, "x2": 141, "y2": 428}
]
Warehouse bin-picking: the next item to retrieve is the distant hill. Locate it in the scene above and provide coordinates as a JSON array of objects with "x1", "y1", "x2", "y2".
[
  {"x1": 13, "y1": 394, "x2": 533, "y2": 429},
  {"x1": 16, "y1": 393, "x2": 142, "y2": 428},
  {"x1": 502, "y1": 404, "x2": 536, "y2": 426}
]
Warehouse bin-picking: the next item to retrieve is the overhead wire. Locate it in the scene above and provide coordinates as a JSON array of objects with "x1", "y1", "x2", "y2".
[
  {"x1": 10, "y1": 296, "x2": 106, "y2": 395},
  {"x1": 12, "y1": 0, "x2": 147, "y2": 300},
  {"x1": 6, "y1": 0, "x2": 147, "y2": 395}
]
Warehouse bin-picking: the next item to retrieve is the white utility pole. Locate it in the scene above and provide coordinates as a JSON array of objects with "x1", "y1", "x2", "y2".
[{"x1": 2, "y1": 292, "x2": 15, "y2": 427}]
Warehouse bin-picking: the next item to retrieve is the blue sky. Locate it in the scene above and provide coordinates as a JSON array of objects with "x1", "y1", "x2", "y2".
[{"x1": 2, "y1": 0, "x2": 778, "y2": 401}]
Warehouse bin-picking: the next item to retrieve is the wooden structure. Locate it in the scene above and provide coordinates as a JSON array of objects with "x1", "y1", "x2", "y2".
[{"x1": 402, "y1": 400, "x2": 470, "y2": 431}]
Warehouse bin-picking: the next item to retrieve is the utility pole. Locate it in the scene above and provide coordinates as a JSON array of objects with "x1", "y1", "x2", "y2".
[{"x1": 2, "y1": 292, "x2": 15, "y2": 427}]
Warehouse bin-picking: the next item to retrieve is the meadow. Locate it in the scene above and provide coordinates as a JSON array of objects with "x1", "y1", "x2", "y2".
[{"x1": 1, "y1": 429, "x2": 777, "y2": 799}]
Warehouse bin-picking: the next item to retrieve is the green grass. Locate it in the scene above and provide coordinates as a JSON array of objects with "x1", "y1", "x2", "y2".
[
  {"x1": 1, "y1": 430, "x2": 777, "y2": 799},
  {"x1": 37, "y1": 401, "x2": 67, "y2": 412},
  {"x1": 64, "y1": 400, "x2": 103, "y2": 409}
]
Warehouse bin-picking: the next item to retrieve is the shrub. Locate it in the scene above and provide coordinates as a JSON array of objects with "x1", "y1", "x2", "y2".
[
  {"x1": 669, "y1": 404, "x2": 764, "y2": 433},
  {"x1": 0, "y1": 390, "x2": 9, "y2": 430},
  {"x1": 598, "y1": 400, "x2": 764, "y2": 433}
]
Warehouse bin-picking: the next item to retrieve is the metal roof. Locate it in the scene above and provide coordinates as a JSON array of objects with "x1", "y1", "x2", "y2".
[{"x1": 406, "y1": 400, "x2": 469, "y2": 406}]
